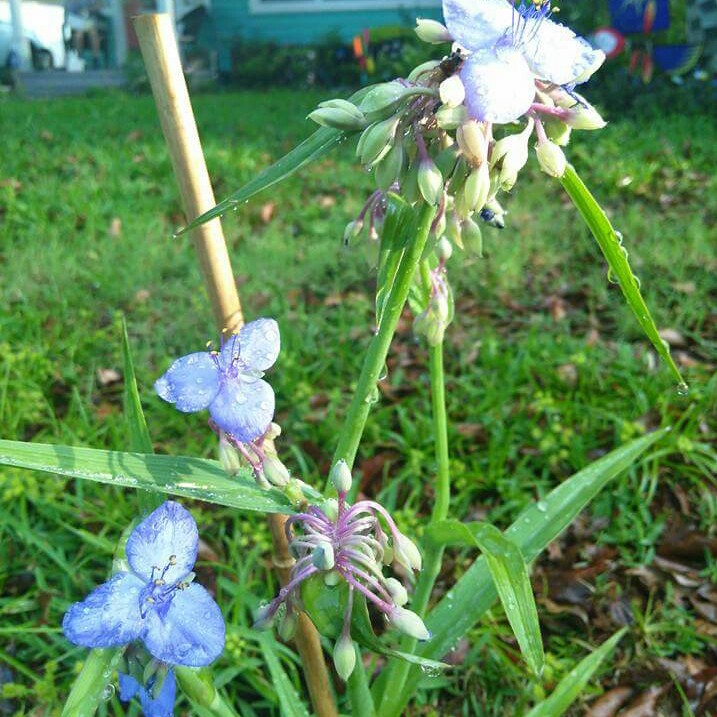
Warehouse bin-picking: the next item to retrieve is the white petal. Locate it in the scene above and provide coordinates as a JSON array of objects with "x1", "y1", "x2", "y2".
[
  {"x1": 442, "y1": 0, "x2": 513, "y2": 51},
  {"x1": 460, "y1": 47, "x2": 536, "y2": 124},
  {"x1": 522, "y1": 17, "x2": 605, "y2": 85}
]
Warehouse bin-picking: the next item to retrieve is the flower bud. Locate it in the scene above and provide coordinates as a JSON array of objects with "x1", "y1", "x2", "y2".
[
  {"x1": 563, "y1": 104, "x2": 607, "y2": 130},
  {"x1": 312, "y1": 541, "x2": 335, "y2": 571},
  {"x1": 462, "y1": 161, "x2": 490, "y2": 213},
  {"x1": 543, "y1": 117, "x2": 571, "y2": 146},
  {"x1": 436, "y1": 104, "x2": 468, "y2": 130},
  {"x1": 278, "y1": 610, "x2": 298, "y2": 641},
  {"x1": 457, "y1": 120, "x2": 488, "y2": 165},
  {"x1": 461, "y1": 217, "x2": 483, "y2": 257},
  {"x1": 318, "y1": 98, "x2": 365, "y2": 120},
  {"x1": 262, "y1": 454, "x2": 290, "y2": 487},
  {"x1": 394, "y1": 533, "x2": 422, "y2": 571},
  {"x1": 320, "y1": 498, "x2": 339, "y2": 522},
  {"x1": 413, "y1": 308, "x2": 445, "y2": 346},
  {"x1": 333, "y1": 632, "x2": 357, "y2": 681},
  {"x1": 385, "y1": 577, "x2": 409, "y2": 607},
  {"x1": 389, "y1": 607, "x2": 430, "y2": 640},
  {"x1": 253, "y1": 603, "x2": 274, "y2": 630},
  {"x1": 418, "y1": 158, "x2": 443, "y2": 205},
  {"x1": 343, "y1": 219, "x2": 364, "y2": 245},
  {"x1": 217, "y1": 435, "x2": 242, "y2": 476},
  {"x1": 375, "y1": 141, "x2": 405, "y2": 190},
  {"x1": 491, "y1": 119, "x2": 533, "y2": 191},
  {"x1": 436, "y1": 236, "x2": 452, "y2": 262},
  {"x1": 535, "y1": 140, "x2": 567, "y2": 178},
  {"x1": 407, "y1": 59, "x2": 441, "y2": 83},
  {"x1": 330, "y1": 459, "x2": 353, "y2": 495},
  {"x1": 402, "y1": 159, "x2": 420, "y2": 203},
  {"x1": 415, "y1": 18, "x2": 452, "y2": 44},
  {"x1": 357, "y1": 116, "x2": 400, "y2": 166},
  {"x1": 439, "y1": 75, "x2": 465, "y2": 108},
  {"x1": 308, "y1": 105, "x2": 367, "y2": 131},
  {"x1": 359, "y1": 81, "x2": 424, "y2": 120}
]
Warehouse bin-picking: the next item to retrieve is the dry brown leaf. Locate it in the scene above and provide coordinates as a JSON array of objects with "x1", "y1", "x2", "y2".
[
  {"x1": 260, "y1": 202, "x2": 276, "y2": 223},
  {"x1": 618, "y1": 685, "x2": 668, "y2": 717},
  {"x1": 96, "y1": 368, "x2": 122, "y2": 386},
  {"x1": 586, "y1": 686, "x2": 633, "y2": 717}
]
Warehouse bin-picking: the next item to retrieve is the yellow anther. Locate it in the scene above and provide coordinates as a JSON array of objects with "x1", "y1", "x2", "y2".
[
  {"x1": 154, "y1": 579, "x2": 166, "y2": 586},
  {"x1": 146, "y1": 596, "x2": 155, "y2": 604}
]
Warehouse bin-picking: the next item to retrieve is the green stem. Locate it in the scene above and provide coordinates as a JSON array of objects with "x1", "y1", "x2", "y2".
[
  {"x1": 61, "y1": 648, "x2": 124, "y2": 717},
  {"x1": 347, "y1": 645, "x2": 376, "y2": 717},
  {"x1": 331, "y1": 202, "x2": 437, "y2": 475},
  {"x1": 176, "y1": 667, "x2": 240, "y2": 717},
  {"x1": 375, "y1": 324, "x2": 451, "y2": 715}
]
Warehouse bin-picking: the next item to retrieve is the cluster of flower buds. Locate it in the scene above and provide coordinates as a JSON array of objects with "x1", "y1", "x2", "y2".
[
  {"x1": 255, "y1": 460, "x2": 429, "y2": 680},
  {"x1": 309, "y1": 0, "x2": 606, "y2": 260}
]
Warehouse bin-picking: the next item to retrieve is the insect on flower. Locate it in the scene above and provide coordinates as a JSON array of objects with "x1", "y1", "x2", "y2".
[
  {"x1": 62, "y1": 501, "x2": 225, "y2": 667},
  {"x1": 154, "y1": 318, "x2": 280, "y2": 444},
  {"x1": 442, "y1": 0, "x2": 605, "y2": 123},
  {"x1": 119, "y1": 668, "x2": 175, "y2": 717}
]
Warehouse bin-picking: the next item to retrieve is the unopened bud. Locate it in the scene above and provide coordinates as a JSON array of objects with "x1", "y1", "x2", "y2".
[
  {"x1": 407, "y1": 59, "x2": 442, "y2": 83},
  {"x1": 312, "y1": 541, "x2": 335, "y2": 571},
  {"x1": 439, "y1": 75, "x2": 465, "y2": 108},
  {"x1": 436, "y1": 236, "x2": 453, "y2": 261},
  {"x1": 461, "y1": 217, "x2": 483, "y2": 257},
  {"x1": 418, "y1": 158, "x2": 443, "y2": 205},
  {"x1": 535, "y1": 140, "x2": 567, "y2": 178},
  {"x1": 333, "y1": 632, "x2": 357, "y2": 681},
  {"x1": 394, "y1": 533, "x2": 422, "y2": 571},
  {"x1": 343, "y1": 219, "x2": 364, "y2": 245},
  {"x1": 402, "y1": 159, "x2": 420, "y2": 203},
  {"x1": 330, "y1": 459, "x2": 353, "y2": 495},
  {"x1": 564, "y1": 104, "x2": 606, "y2": 130},
  {"x1": 262, "y1": 454, "x2": 290, "y2": 487},
  {"x1": 357, "y1": 116, "x2": 400, "y2": 166},
  {"x1": 491, "y1": 118, "x2": 533, "y2": 191},
  {"x1": 436, "y1": 104, "x2": 468, "y2": 130},
  {"x1": 462, "y1": 161, "x2": 490, "y2": 213},
  {"x1": 385, "y1": 577, "x2": 409, "y2": 606},
  {"x1": 217, "y1": 435, "x2": 242, "y2": 476},
  {"x1": 415, "y1": 18, "x2": 452, "y2": 44},
  {"x1": 318, "y1": 98, "x2": 366, "y2": 120},
  {"x1": 278, "y1": 610, "x2": 298, "y2": 641},
  {"x1": 389, "y1": 607, "x2": 430, "y2": 641},
  {"x1": 320, "y1": 498, "x2": 339, "y2": 523},
  {"x1": 308, "y1": 105, "x2": 367, "y2": 131},
  {"x1": 413, "y1": 308, "x2": 444, "y2": 346},
  {"x1": 543, "y1": 118, "x2": 571, "y2": 146},
  {"x1": 457, "y1": 120, "x2": 488, "y2": 165},
  {"x1": 253, "y1": 603, "x2": 274, "y2": 630},
  {"x1": 375, "y1": 141, "x2": 405, "y2": 190}
]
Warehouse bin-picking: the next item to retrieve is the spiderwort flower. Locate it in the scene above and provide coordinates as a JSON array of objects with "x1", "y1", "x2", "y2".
[
  {"x1": 119, "y1": 668, "x2": 175, "y2": 717},
  {"x1": 257, "y1": 461, "x2": 429, "y2": 679},
  {"x1": 442, "y1": 0, "x2": 605, "y2": 123},
  {"x1": 62, "y1": 501, "x2": 225, "y2": 667},
  {"x1": 154, "y1": 318, "x2": 280, "y2": 444}
]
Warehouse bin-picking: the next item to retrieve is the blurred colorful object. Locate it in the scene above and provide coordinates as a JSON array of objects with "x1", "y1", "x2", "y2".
[
  {"x1": 652, "y1": 43, "x2": 702, "y2": 73},
  {"x1": 592, "y1": 26, "x2": 627, "y2": 57},
  {"x1": 608, "y1": 0, "x2": 670, "y2": 34},
  {"x1": 352, "y1": 30, "x2": 375, "y2": 76}
]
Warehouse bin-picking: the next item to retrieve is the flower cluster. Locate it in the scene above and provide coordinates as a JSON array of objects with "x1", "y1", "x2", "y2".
[
  {"x1": 257, "y1": 460, "x2": 429, "y2": 681},
  {"x1": 63, "y1": 501, "x2": 225, "y2": 716},
  {"x1": 310, "y1": 0, "x2": 606, "y2": 257}
]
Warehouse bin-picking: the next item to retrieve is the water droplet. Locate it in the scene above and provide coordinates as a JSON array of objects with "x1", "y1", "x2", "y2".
[
  {"x1": 100, "y1": 684, "x2": 115, "y2": 702},
  {"x1": 536, "y1": 500, "x2": 548, "y2": 513},
  {"x1": 260, "y1": 400, "x2": 270, "y2": 410},
  {"x1": 364, "y1": 385, "x2": 380, "y2": 405},
  {"x1": 676, "y1": 381, "x2": 689, "y2": 397},
  {"x1": 420, "y1": 665, "x2": 442, "y2": 678},
  {"x1": 236, "y1": 393, "x2": 248, "y2": 405},
  {"x1": 606, "y1": 267, "x2": 618, "y2": 285},
  {"x1": 378, "y1": 362, "x2": 389, "y2": 382},
  {"x1": 203, "y1": 610, "x2": 212, "y2": 619}
]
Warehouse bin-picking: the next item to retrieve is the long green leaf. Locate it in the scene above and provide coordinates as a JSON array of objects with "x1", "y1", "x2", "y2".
[
  {"x1": 121, "y1": 317, "x2": 153, "y2": 455},
  {"x1": 176, "y1": 126, "x2": 344, "y2": 236},
  {"x1": 524, "y1": 629, "x2": 626, "y2": 717},
  {"x1": 375, "y1": 429, "x2": 667, "y2": 717},
  {"x1": 425, "y1": 520, "x2": 544, "y2": 677},
  {"x1": 0, "y1": 440, "x2": 293, "y2": 514},
  {"x1": 561, "y1": 165, "x2": 684, "y2": 387},
  {"x1": 258, "y1": 633, "x2": 312, "y2": 717}
]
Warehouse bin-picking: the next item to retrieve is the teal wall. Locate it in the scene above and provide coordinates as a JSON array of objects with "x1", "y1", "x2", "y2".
[{"x1": 209, "y1": 0, "x2": 442, "y2": 70}]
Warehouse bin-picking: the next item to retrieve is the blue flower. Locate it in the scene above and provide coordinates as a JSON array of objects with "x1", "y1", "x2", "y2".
[
  {"x1": 119, "y1": 669, "x2": 176, "y2": 717},
  {"x1": 63, "y1": 501, "x2": 225, "y2": 667},
  {"x1": 154, "y1": 318, "x2": 280, "y2": 443},
  {"x1": 442, "y1": 0, "x2": 605, "y2": 123}
]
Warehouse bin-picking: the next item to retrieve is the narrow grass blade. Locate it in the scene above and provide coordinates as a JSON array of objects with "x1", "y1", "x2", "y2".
[
  {"x1": 176, "y1": 126, "x2": 344, "y2": 236},
  {"x1": 60, "y1": 648, "x2": 124, "y2": 717},
  {"x1": 561, "y1": 165, "x2": 685, "y2": 388},
  {"x1": 0, "y1": 440, "x2": 293, "y2": 514},
  {"x1": 121, "y1": 317, "x2": 153, "y2": 454},
  {"x1": 376, "y1": 429, "x2": 667, "y2": 717},
  {"x1": 425, "y1": 520, "x2": 544, "y2": 677},
  {"x1": 524, "y1": 629, "x2": 626, "y2": 717},
  {"x1": 258, "y1": 633, "x2": 312, "y2": 717}
]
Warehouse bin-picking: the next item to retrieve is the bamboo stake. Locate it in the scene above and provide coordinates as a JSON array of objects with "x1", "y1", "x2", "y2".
[{"x1": 133, "y1": 15, "x2": 337, "y2": 717}]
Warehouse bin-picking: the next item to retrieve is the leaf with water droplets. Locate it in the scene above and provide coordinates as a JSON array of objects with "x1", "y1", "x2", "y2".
[{"x1": 560, "y1": 165, "x2": 684, "y2": 387}]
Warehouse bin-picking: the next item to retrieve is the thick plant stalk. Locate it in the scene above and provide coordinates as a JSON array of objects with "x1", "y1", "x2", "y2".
[
  {"x1": 134, "y1": 14, "x2": 336, "y2": 717},
  {"x1": 331, "y1": 202, "x2": 437, "y2": 474}
]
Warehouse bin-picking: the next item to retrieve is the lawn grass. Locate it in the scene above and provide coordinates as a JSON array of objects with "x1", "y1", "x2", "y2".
[{"x1": 0, "y1": 88, "x2": 716, "y2": 716}]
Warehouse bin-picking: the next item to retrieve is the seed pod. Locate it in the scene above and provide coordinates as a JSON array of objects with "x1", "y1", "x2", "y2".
[
  {"x1": 308, "y1": 106, "x2": 367, "y2": 131},
  {"x1": 457, "y1": 120, "x2": 488, "y2": 165},
  {"x1": 375, "y1": 140, "x2": 405, "y2": 190},
  {"x1": 535, "y1": 140, "x2": 567, "y2": 178},
  {"x1": 318, "y1": 98, "x2": 365, "y2": 120},
  {"x1": 385, "y1": 577, "x2": 409, "y2": 606},
  {"x1": 333, "y1": 633, "x2": 357, "y2": 681},
  {"x1": 436, "y1": 236, "x2": 453, "y2": 261},
  {"x1": 262, "y1": 453, "x2": 290, "y2": 487},
  {"x1": 357, "y1": 116, "x2": 400, "y2": 167},
  {"x1": 418, "y1": 158, "x2": 443, "y2": 206},
  {"x1": 217, "y1": 435, "x2": 242, "y2": 476},
  {"x1": 461, "y1": 217, "x2": 483, "y2": 257},
  {"x1": 359, "y1": 81, "x2": 419, "y2": 120},
  {"x1": 343, "y1": 219, "x2": 364, "y2": 245},
  {"x1": 394, "y1": 533, "x2": 422, "y2": 571},
  {"x1": 389, "y1": 607, "x2": 431, "y2": 640},
  {"x1": 463, "y1": 161, "x2": 490, "y2": 213}
]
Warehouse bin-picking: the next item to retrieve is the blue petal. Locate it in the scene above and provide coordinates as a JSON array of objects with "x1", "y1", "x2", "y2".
[
  {"x1": 460, "y1": 47, "x2": 536, "y2": 123},
  {"x1": 62, "y1": 572, "x2": 144, "y2": 648},
  {"x1": 140, "y1": 669, "x2": 176, "y2": 717},
  {"x1": 126, "y1": 501, "x2": 198, "y2": 584},
  {"x1": 208, "y1": 376, "x2": 275, "y2": 443},
  {"x1": 220, "y1": 318, "x2": 281, "y2": 373},
  {"x1": 154, "y1": 352, "x2": 221, "y2": 413},
  {"x1": 118, "y1": 672, "x2": 141, "y2": 702},
  {"x1": 442, "y1": 0, "x2": 513, "y2": 51},
  {"x1": 142, "y1": 584, "x2": 225, "y2": 667}
]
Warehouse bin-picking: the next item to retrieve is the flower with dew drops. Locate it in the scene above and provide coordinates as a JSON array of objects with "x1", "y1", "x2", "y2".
[
  {"x1": 119, "y1": 668, "x2": 175, "y2": 717},
  {"x1": 154, "y1": 318, "x2": 280, "y2": 444},
  {"x1": 442, "y1": 0, "x2": 605, "y2": 123},
  {"x1": 62, "y1": 501, "x2": 225, "y2": 667}
]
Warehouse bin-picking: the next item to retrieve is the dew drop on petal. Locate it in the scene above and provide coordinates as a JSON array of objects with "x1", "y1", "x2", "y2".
[{"x1": 236, "y1": 393, "x2": 248, "y2": 405}]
